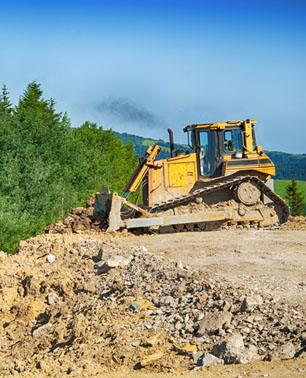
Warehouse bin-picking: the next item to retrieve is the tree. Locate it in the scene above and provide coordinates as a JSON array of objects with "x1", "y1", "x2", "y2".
[
  {"x1": 285, "y1": 179, "x2": 305, "y2": 216},
  {"x1": 71, "y1": 122, "x2": 138, "y2": 198},
  {"x1": 0, "y1": 84, "x2": 12, "y2": 114}
]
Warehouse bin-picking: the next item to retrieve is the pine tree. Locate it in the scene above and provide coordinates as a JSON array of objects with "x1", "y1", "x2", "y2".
[
  {"x1": 285, "y1": 179, "x2": 305, "y2": 216},
  {"x1": 0, "y1": 84, "x2": 12, "y2": 113}
]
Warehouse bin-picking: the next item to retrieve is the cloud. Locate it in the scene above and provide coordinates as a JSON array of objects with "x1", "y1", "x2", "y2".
[{"x1": 96, "y1": 97, "x2": 160, "y2": 127}]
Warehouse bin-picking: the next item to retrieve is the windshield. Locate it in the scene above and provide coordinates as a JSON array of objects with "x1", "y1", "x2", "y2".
[{"x1": 224, "y1": 128, "x2": 243, "y2": 152}]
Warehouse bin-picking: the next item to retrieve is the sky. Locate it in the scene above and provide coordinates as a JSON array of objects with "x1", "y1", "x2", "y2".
[{"x1": 1, "y1": 0, "x2": 306, "y2": 153}]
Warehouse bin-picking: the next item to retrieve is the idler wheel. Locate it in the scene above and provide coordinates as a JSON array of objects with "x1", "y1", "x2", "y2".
[{"x1": 236, "y1": 182, "x2": 261, "y2": 205}]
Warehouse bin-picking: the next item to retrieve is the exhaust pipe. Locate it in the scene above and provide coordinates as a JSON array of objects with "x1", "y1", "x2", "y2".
[{"x1": 168, "y1": 128, "x2": 175, "y2": 158}]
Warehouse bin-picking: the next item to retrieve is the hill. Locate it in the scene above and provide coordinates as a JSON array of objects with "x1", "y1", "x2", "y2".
[
  {"x1": 265, "y1": 151, "x2": 306, "y2": 180},
  {"x1": 115, "y1": 132, "x2": 306, "y2": 181},
  {"x1": 114, "y1": 132, "x2": 189, "y2": 160}
]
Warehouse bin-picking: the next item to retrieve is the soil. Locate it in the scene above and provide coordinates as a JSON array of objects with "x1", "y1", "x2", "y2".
[
  {"x1": 0, "y1": 224, "x2": 305, "y2": 377},
  {"x1": 113, "y1": 229, "x2": 306, "y2": 305}
]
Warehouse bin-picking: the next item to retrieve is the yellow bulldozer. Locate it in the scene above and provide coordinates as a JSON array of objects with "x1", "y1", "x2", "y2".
[{"x1": 94, "y1": 119, "x2": 289, "y2": 232}]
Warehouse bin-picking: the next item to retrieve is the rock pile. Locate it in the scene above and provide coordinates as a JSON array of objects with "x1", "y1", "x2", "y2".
[
  {"x1": 0, "y1": 235, "x2": 305, "y2": 376},
  {"x1": 43, "y1": 195, "x2": 107, "y2": 234}
]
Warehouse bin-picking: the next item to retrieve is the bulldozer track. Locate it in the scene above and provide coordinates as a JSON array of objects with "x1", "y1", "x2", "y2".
[{"x1": 149, "y1": 175, "x2": 290, "y2": 227}]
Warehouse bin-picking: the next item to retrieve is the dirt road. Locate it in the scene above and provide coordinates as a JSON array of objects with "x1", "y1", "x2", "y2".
[{"x1": 113, "y1": 229, "x2": 306, "y2": 304}]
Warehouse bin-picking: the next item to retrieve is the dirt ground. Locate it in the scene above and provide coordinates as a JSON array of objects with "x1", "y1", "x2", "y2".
[
  {"x1": 0, "y1": 228, "x2": 305, "y2": 377},
  {"x1": 113, "y1": 229, "x2": 306, "y2": 305}
]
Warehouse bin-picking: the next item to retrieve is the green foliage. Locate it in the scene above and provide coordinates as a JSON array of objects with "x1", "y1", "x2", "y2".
[
  {"x1": 265, "y1": 151, "x2": 306, "y2": 180},
  {"x1": 0, "y1": 83, "x2": 137, "y2": 253},
  {"x1": 275, "y1": 179, "x2": 306, "y2": 214},
  {"x1": 285, "y1": 179, "x2": 305, "y2": 216},
  {"x1": 0, "y1": 84, "x2": 12, "y2": 114}
]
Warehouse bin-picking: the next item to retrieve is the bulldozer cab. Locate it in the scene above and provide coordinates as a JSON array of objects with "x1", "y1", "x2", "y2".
[{"x1": 184, "y1": 120, "x2": 257, "y2": 178}]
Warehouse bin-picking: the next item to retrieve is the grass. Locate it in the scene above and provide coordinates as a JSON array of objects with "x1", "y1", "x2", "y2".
[{"x1": 274, "y1": 179, "x2": 306, "y2": 212}]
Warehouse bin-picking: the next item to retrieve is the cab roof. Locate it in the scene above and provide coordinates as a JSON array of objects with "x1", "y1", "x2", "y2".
[{"x1": 183, "y1": 119, "x2": 256, "y2": 132}]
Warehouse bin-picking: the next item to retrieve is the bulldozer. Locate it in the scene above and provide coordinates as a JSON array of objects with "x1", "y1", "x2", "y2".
[{"x1": 94, "y1": 119, "x2": 289, "y2": 232}]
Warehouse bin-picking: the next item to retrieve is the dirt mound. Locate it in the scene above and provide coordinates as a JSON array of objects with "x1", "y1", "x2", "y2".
[
  {"x1": 43, "y1": 195, "x2": 107, "y2": 234},
  {"x1": 0, "y1": 233, "x2": 305, "y2": 377},
  {"x1": 281, "y1": 216, "x2": 306, "y2": 230}
]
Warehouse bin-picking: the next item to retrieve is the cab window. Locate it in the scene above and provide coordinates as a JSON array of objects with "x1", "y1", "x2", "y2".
[
  {"x1": 199, "y1": 130, "x2": 215, "y2": 176},
  {"x1": 224, "y1": 129, "x2": 243, "y2": 152}
]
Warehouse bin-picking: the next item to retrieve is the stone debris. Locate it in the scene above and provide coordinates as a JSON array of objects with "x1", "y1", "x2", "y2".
[
  {"x1": 96, "y1": 255, "x2": 132, "y2": 274},
  {"x1": 47, "y1": 293, "x2": 59, "y2": 305},
  {"x1": 240, "y1": 294, "x2": 263, "y2": 312},
  {"x1": 269, "y1": 342, "x2": 296, "y2": 361},
  {"x1": 140, "y1": 352, "x2": 164, "y2": 366},
  {"x1": 0, "y1": 235, "x2": 305, "y2": 376},
  {"x1": 197, "y1": 309, "x2": 232, "y2": 336},
  {"x1": 32, "y1": 323, "x2": 53, "y2": 337},
  {"x1": 202, "y1": 352, "x2": 224, "y2": 367},
  {"x1": 46, "y1": 253, "x2": 55, "y2": 263}
]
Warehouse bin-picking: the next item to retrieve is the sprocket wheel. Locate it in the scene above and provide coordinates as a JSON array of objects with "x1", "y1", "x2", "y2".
[{"x1": 236, "y1": 181, "x2": 261, "y2": 205}]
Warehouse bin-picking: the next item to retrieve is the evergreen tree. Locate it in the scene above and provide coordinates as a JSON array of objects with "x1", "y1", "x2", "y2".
[
  {"x1": 285, "y1": 179, "x2": 305, "y2": 216},
  {"x1": 0, "y1": 84, "x2": 12, "y2": 113}
]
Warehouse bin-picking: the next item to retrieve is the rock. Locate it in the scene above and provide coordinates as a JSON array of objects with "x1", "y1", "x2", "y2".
[
  {"x1": 202, "y1": 353, "x2": 224, "y2": 367},
  {"x1": 197, "y1": 310, "x2": 232, "y2": 336},
  {"x1": 63, "y1": 215, "x2": 73, "y2": 225},
  {"x1": 212, "y1": 333, "x2": 260, "y2": 364},
  {"x1": 76, "y1": 239, "x2": 104, "y2": 260},
  {"x1": 160, "y1": 295, "x2": 175, "y2": 306},
  {"x1": 198, "y1": 292, "x2": 208, "y2": 304},
  {"x1": 270, "y1": 342, "x2": 296, "y2": 360},
  {"x1": 32, "y1": 323, "x2": 52, "y2": 337},
  {"x1": 97, "y1": 255, "x2": 132, "y2": 274},
  {"x1": 240, "y1": 345, "x2": 260, "y2": 364},
  {"x1": 140, "y1": 352, "x2": 164, "y2": 366},
  {"x1": 177, "y1": 342, "x2": 197, "y2": 354},
  {"x1": 131, "y1": 299, "x2": 156, "y2": 311},
  {"x1": 46, "y1": 254, "x2": 55, "y2": 263},
  {"x1": 47, "y1": 293, "x2": 59, "y2": 305},
  {"x1": 212, "y1": 333, "x2": 244, "y2": 364},
  {"x1": 240, "y1": 294, "x2": 263, "y2": 312},
  {"x1": 71, "y1": 207, "x2": 84, "y2": 216},
  {"x1": 222, "y1": 301, "x2": 232, "y2": 312},
  {"x1": 192, "y1": 351, "x2": 203, "y2": 364}
]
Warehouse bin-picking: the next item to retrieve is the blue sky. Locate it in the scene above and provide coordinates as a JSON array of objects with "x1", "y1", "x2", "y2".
[{"x1": 1, "y1": 0, "x2": 306, "y2": 153}]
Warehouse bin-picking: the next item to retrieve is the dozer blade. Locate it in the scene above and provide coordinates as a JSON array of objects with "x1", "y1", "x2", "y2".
[
  {"x1": 94, "y1": 190, "x2": 154, "y2": 232},
  {"x1": 94, "y1": 192, "x2": 124, "y2": 232}
]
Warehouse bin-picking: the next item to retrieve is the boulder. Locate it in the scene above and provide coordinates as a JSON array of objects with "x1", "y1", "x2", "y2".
[
  {"x1": 197, "y1": 310, "x2": 232, "y2": 336},
  {"x1": 240, "y1": 294, "x2": 263, "y2": 312},
  {"x1": 97, "y1": 255, "x2": 132, "y2": 274}
]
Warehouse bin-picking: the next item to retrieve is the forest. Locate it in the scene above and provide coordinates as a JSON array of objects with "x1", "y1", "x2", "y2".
[{"x1": 0, "y1": 83, "x2": 137, "y2": 252}]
